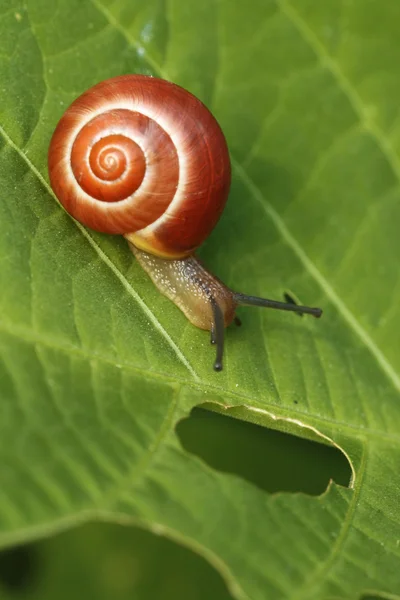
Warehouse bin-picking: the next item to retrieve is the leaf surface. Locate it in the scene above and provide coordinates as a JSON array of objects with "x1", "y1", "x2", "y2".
[{"x1": 0, "y1": 1, "x2": 399, "y2": 599}]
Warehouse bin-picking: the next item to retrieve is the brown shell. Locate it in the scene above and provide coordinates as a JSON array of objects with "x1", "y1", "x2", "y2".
[{"x1": 48, "y1": 75, "x2": 231, "y2": 258}]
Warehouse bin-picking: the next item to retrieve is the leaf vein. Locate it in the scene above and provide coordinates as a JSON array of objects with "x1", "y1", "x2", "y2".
[
  {"x1": 233, "y1": 159, "x2": 400, "y2": 394},
  {"x1": 89, "y1": 0, "x2": 170, "y2": 79},
  {"x1": 291, "y1": 446, "x2": 367, "y2": 599},
  {"x1": 0, "y1": 124, "x2": 199, "y2": 380}
]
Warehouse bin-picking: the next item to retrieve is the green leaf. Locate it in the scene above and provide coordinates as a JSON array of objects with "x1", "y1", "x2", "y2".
[{"x1": 0, "y1": 1, "x2": 399, "y2": 599}]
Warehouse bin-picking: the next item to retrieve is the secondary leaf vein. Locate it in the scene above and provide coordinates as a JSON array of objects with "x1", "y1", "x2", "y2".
[
  {"x1": 0, "y1": 124, "x2": 199, "y2": 381},
  {"x1": 234, "y1": 159, "x2": 400, "y2": 394}
]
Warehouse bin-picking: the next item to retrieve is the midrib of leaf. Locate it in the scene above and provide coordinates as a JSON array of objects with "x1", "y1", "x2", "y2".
[{"x1": 0, "y1": 124, "x2": 199, "y2": 381}]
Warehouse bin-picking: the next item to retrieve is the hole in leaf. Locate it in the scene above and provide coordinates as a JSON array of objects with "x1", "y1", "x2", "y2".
[
  {"x1": 176, "y1": 407, "x2": 351, "y2": 495},
  {"x1": 0, "y1": 543, "x2": 38, "y2": 592}
]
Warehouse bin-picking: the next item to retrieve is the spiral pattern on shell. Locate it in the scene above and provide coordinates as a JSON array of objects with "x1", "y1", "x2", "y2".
[{"x1": 48, "y1": 75, "x2": 231, "y2": 258}]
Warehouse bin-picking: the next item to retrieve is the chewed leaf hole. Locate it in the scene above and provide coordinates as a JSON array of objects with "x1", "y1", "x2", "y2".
[
  {"x1": 0, "y1": 543, "x2": 38, "y2": 592},
  {"x1": 176, "y1": 407, "x2": 351, "y2": 495}
]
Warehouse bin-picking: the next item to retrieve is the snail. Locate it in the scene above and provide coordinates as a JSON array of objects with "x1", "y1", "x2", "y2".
[{"x1": 48, "y1": 74, "x2": 322, "y2": 371}]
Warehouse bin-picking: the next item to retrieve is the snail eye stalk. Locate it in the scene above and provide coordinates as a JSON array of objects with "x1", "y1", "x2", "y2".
[
  {"x1": 210, "y1": 298, "x2": 225, "y2": 372},
  {"x1": 233, "y1": 293, "x2": 322, "y2": 319}
]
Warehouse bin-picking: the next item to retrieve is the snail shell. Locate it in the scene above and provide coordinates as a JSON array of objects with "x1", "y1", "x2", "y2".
[{"x1": 48, "y1": 74, "x2": 231, "y2": 258}]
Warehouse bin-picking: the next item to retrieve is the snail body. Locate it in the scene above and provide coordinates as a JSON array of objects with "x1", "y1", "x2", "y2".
[{"x1": 48, "y1": 74, "x2": 322, "y2": 371}]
